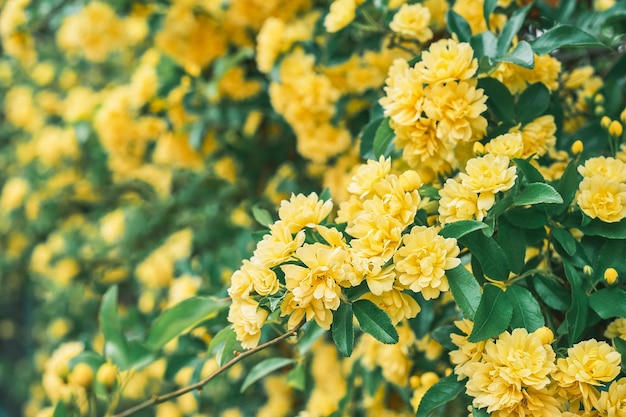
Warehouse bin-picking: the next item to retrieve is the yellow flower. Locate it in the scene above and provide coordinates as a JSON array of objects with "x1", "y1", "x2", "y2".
[
  {"x1": 484, "y1": 132, "x2": 524, "y2": 159},
  {"x1": 450, "y1": 319, "x2": 486, "y2": 380},
  {"x1": 604, "y1": 267, "x2": 619, "y2": 284},
  {"x1": 99, "y1": 209, "x2": 126, "y2": 244},
  {"x1": 597, "y1": 377, "x2": 626, "y2": 416},
  {"x1": 604, "y1": 318, "x2": 626, "y2": 340},
  {"x1": 0, "y1": 177, "x2": 29, "y2": 212},
  {"x1": 362, "y1": 286, "x2": 421, "y2": 323},
  {"x1": 324, "y1": 0, "x2": 358, "y2": 33},
  {"x1": 227, "y1": 298, "x2": 269, "y2": 349},
  {"x1": 278, "y1": 193, "x2": 334, "y2": 234},
  {"x1": 423, "y1": 80, "x2": 488, "y2": 143},
  {"x1": 346, "y1": 156, "x2": 392, "y2": 198},
  {"x1": 438, "y1": 178, "x2": 488, "y2": 224},
  {"x1": 554, "y1": 339, "x2": 621, "y2": 411},
  {"x1": 459, "y1": 154, "x2": 517, "y2": 210},
  {"x1": 389, "y1": 4, "x2": 433, "y2": 43},
  {"x1": 281, "y1": 243, "x2": 353, "y2": 329},
  {"x1": 257, "y1": 375, "x2": 293, "y2": 417},
  {"x1": 167, "y1": 275, "x2": 201, "y2": 307},
  {"x1": 577, "y1": 176, "x2": 626, "y2": 223},
  {"x1": 415, "y1": 39, "x2": 478, "y2": 84},
  {"x1": 578, "y1": 156, "x2": 626, "y2": 182},
  {"x1": 253, "y1": 220, "x2": 306, "y2": 268},
  {"x1": 394, "y1": 225, "x2": 460, "y2": 299},
  {"x1": 380, "y1": 59, "x2": 426, "y2": 127},
  {"x1": 514, "y1": 115, "x2": 557, "y2": 159}
]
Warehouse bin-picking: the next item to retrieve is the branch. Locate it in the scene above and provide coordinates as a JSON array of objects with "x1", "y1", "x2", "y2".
[{"x1": 110, "y1": 322, "x2": 303, "y2": 417}]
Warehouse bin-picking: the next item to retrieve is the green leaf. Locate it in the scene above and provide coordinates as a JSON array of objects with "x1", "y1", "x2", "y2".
[
  {"x1": 297, "y1": 321, "x2": 326, "y2": 354},
  {"x1": 517, "y1": 82, "x2": 551, "y2": 124},
  {"x1": 471, "y1": 31, "x2": 498, "y2": 60},
  {"x1": 614, "y1": 337, "x2": 626, "y2": 360},
  {"x1": 286, "y1": 361, "x2": 306, "y2": 390},
  {"x1": 563, "y1": 262, "x2": 588, "y2": 344},
  {"x1": 69, "y1": 352, "x2": 105, "y2": 371},
  {"x1": 145, "y1": 297, "x2": 229, "y2": 351},
  {"x1": 504, "y1": 207, "x2": 548, "y2": 229},
  {"x1": 331, "y1": 303, "x2": 354, "y2": 357},
  {"x1": 580, "y1": 219, "x2": 626, "y2": 239},
  {"x1": 353, "y1": 300, "x2": 398, "y2": 344},
  {"x1": 53, "y1": 402, "x2": 68, "y2": 417},
  {"x1": 552, "y1": 227, "x2": 576, "y2": 257},
  {"x1": 99, "y1": 286, "x2": 129, "y2": 369},
  {"x1": 431, "y1": 325, "x2": 460, "y2": 351},
  {"x1": 553, "y1": 156, "x2": 580, "y2": 215},
  {"x1": 589, "y1": 288, "x2": 626, "y2": 319},
  {"x1": 508, "y1": 285, "x2": 545, "y2": 332},
  {"x1": 473, "y1": 408, "x2": 490, "y2": 417},
  {"x1": 478, "y1": 77, "x2": 515, "y2": 123},
  {"x1": 531, "y1": 274, "x2": 570, "y2": 311},
  {"x1": 373, "y1": 117, "x2": 394, "y2": 158},
  {"x1": 208, "y1": 327, "x2": 241, "y2": 367},
  {"x1": 496, "y1": 3, "x2": 533, "y2": 58},
  {"x1": 514, "y1": 183, "x2": 563, "y2": 206},
  {"x1": 252, "y1": 205, "x2": 273, "y2": 228},
  {"x1": 468, "y1": 284, "x2": 513, "y2": 342},
  {"x1": 415, "y1": 375, "x2": 465, "y2": 417},
  {"x1": 459, "y1": 232, "x2": 510, "y2": 281},
  {"x1": 498, "y1": 40, "x2": 534, "y2": 68},
  {"x1": 446, "y1": 9, "x2": 472, "y2": 42},
  {"x1": 483, "y1": 0, "x2": 498, "y2": 30},
  {"x1": 360, "y1": 117, "x2": 383, "y2": 159},
  {"x1": 531, "y1": 24, "x2": 607, "y2": 55},
  {"x1": 497, "y1": 218, "x2": 526, "y2": 274},
  {"x1": 240, "y1": 357, "x2": 295, "y2": 393},
  {"x1": 446, "y1": 265, "x2": 482, "y2": 321},
  {"x1": 440, "y1": 220, "x2": 489, "y2": 240}
]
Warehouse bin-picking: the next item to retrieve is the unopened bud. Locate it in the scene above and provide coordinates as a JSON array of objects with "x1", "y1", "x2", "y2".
[
  {"x1": 409, "y1": 375, "x2": 421, "y2": 389},
  {"x1": 420, "y1": 372, "x2": 439, "y2": 388},
  {"x1": 473, "y1": 141, "x2": 485, "y2": 155},
  {"x1": 604, "y1": 267, "x2": 619, "y2": 285},
  {"x1": 594, "y1": 95, "x2": 605, "y2": 104},
  {"x1": 96, "y1": 362, "x2": 117, "y2": 389},
  {"x1": 70, "y1": 363, "x2": 93, "y2": 389},
  {"x1": 571, "y1": 140, "x2": 584, "y2": 155},
  {"x1": 583, "y1": 265, "x2": 594, "y2": 277},
  {"x1": 620, "y1": 108, "x2": 626, "y2": 124},
  {"x1": 533, "y1": 326, "x2": 554, "y2": 345},
  {"x1": 595, "y1": 105, "x2": 605, "y2": 116},
  {"x1": 601, "y1": 116, "x2": 611, "y2": 129},
  {"x1": 609, "y1": 120, "x2": 623, "y2": 137}
]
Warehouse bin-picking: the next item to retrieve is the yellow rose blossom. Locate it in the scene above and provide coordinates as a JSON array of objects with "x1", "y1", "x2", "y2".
[
  {"x1": 394, "y1": 118, "x2": 454, "y2": 170},
  {"x1": 0, "y1": 177, "x2": 29, "y2": 212},
  {"x1": 438, "y1": 178, "x2": 487, "y2": 224},
  {"x1": 362, "y1": 286, "x2": 421, "y2": 323},
  {"x1": 604, "y1": 267, "x2": 619, "y2": 284},
  {"x1": 324, "y1": 0, "x2": 358, "y2": 33},
  {"x1": 554, "y1": 339, "x2": 622, "y2": 411},
  {"x1": 450, "y1": 319, "x2": 487, "y2": 379},
  {"x1": 278, "y1": 192, "x2": 333, "y2": 234},
  {"x1": 281, "y1": 243, "x2": 353, "y2": 329},
  {"x1": 513, "y1": 115, "x2": 557, "y2": 159},
  {"x1": 389, "y1": 4, "x2": 433, "y2": 43},
  {"x1": 257, "y1": 375, "x2": 293, "y2": 417},
  {"x1": 579, "y1": 156, "x2": 626, "y2": 182},
  {"x1": 423, "y1": 0, "x2": 449, "y2": 29},
  {"x1": 380, "y1": 59, "x2": 426, "y2": 127},
  {"x1": 604, "y1": 318, "x2": 626, "y2": 340},
  {"x1": 459, "y1": 153, "x2": 517, "y2": 210},
  {"x1": 346, "y1": 156, "x2": 392, "y2": 199},
  {"x1": 597, "y1": 377, "x2": 626, "y2": 416},
  {"x1": 394, "y1": 225, "x2": 460, "y2": 299},
  {"x1": 484, "y1": 132, "x2": 524, "y2": 159},
  {"x1": 252, "y1": 220, "x2": 306, "y2": 268},
  {"x1": 347, "y1": 209, "x2": 404, "y2": 264},
  {"x1": 577, "y1": 176, "x2": 626, "y2": 223},
  {"x1": 423, "y1": 80, "x2": 488, "y2": 143},
  {"x1": 227, "y1": 298, "x2": 269, "y2": 349},
  {"x1": 415, "y1": 39, "x2": 478, "y2": 84}
]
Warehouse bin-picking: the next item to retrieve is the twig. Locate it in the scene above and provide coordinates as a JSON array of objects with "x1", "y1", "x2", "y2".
[{"x1": 110, "y1": 322, "x2": 304, "y2": 417}]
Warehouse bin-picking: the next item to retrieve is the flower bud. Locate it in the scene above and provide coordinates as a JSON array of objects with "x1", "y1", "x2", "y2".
[
  {"x1": 604, "y1": 267, "x2": 619, "y2": 285},
  {"x1": 96, "y1": 362, "x2": 118, "y2": 389},
  {"x1": 583, "y1": 265, "x2": 594, "y2": 277},
  {"x1": 601, "y1": 116, "x2": 611, "y2": 129},
  {"x1": 571, "y1": 140, "x2": 584, "y2": 155},
  {"x1": 620, "y1": 108, "x2": 626, "y2": 124},
  {"x1": 473, "y1": 141, "x2": 485, "y2": 155},
  {"x1": 420, "y1": 372, "x2": 439, "y2": 388},
  {"x1": 594, "y1": 94, "x2": 605, "y2": 104},
  {"x1": 533, "y1": 326, "x2": 554, "y2": 345},
  {"x1": 595, "y1": 105, "x2": 605, "y2": 116},
  {"x1": 70, "y1": 363, "x2": 93, "y2": 389},
  {"x1": 609, "y1": 120, "x2": 623, "y2": 137}
]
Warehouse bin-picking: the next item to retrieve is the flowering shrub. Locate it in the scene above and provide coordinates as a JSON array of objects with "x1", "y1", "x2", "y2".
[{"x1": 1, "y1": 0, "x2": 626, "y2": 417}]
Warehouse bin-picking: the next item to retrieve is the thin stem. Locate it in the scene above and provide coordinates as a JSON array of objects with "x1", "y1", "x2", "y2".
[{"x1": 110, "y1": 322, "x2": 303, "y2": 417}]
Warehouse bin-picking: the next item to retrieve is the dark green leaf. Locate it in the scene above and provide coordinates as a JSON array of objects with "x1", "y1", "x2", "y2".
[
  {"x1": 416, "y1": 375, "x2": 465, "y2": 417},
  {"x1": 146, "y1": 297, "x2": 229, "y2": 351},
  {"x1": 517, "y1": 82, "x2": 551, "y2": 124},
  {"x1": 240, "y1": 357, "x2": 295, "y2": 392},
  {"x1": 514, "y1": 183, "x2": 563, "y2": 206},
  {"x1": 353, "y1": 300, "x2": 398, "y2": 344},
  {"x1": 497, "y1": 3, "x2": 533, "y2": 58},
  {"x1": 431, "y1": 325, "x2": 461, "y2": 351},
  {"x1": 446, "y1": 9, "x2": 471, "y2": 43},
  {"x1": 614, "y1": 337, "x2": 626, "y2": 359},
  {"x1": 580, "y1": 219, "x2": 626, "y2": 239},
  {"x1": 459, "y1": 232, "x2": 510, "y2": 281},
  {"x1": 531, "y1": 24, "x2": 607, "y2": 55},
  {"x1": 53, "y1": 402, "x2": 68, "y2": 417},
  {"x1": 498, "y1": 40, "x2": 534, "y2": 68},
  {"x1": 589, "y1": 288, "x2": 626, "y2": 319},
  {"x1": 440, "y1": 220, "x2": 489, "y2": 240},
  {"x1": 504, "y1": 207, "x2": 548, "y2": 229},
  {"x1": 483, "y1": 0, "x2": 498, "y2": 30},
  {"x1": 552, "y1": 227, "x2": 576, "y2": 256},
  {"x1": 69, "y1": 352, "x2": 105, "y2": 370},
  {"x1": 513, "y1": 158, "x2": 546, "y2": 184},
  {"x1": 564, "y1": 262, "x2": 588, "y2": 344},
  {"x1": 446, "y1": 265, "x2": 482, "y2": 321},
  {"x1": 252, "y1": 205, "x2": 273, "y2": 228},
  {"x1": 497, "y1": 218, "x2": 526, "y2": 274},
  {"x1": 286, "y1": 361, "x2": 306, "y2": 390},
  {"x1": 297, "y1": 321, "x2": 326, "y2": 354},
  {"x1": 473, "y1": 408, "x2": 490, "y2": 417},
  {"x1": 478, "y1": 77, "x2": 515, "y2": 123},
  {"x1": 373, "y1": 117, "x2": 394, "y2": 158},
  {"x1": 99, "y1": 286, "x2": 129, "y2": 369},
  {"x1": 508, "y1": 285, "x2": 545, "y2": 332},
  {"x1": 332, "y1": 303, "x2": 354, "y2": 357},
  {"x1": 208, "y1": 327, "x2": 241, "y2": 367},
  {"x1": 531, "y1": 274, "x2": 570, "y2": 311},
  {"x1": 471, "y1": 31, "x2": 498, "y2": 59},
  {"x1": 360, "y1": 117, "x2": 383, "y2": 160},
  {"x1": 468, "y1": 284, "x2": 513, "y2": 342}
]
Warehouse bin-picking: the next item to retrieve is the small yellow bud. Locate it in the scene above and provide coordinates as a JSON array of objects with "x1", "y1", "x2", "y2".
[
  {"x1": 420, "y1": 372, "x2": 439, "y2": 388},
  {"x1": 473, "y1": 141, "x2": 485, "y2": 155},
  {"x1": 609, "y1": 120, "x2": 623, "y2": 137},
  {"x1": 96, "y1": 362, "x2": 117, "y2": 389},
  {"x1": 595, "y1": 105, "x2": 605, "y2": 116},
  {"x1": 583, "y1": 265, "x2": 594, "y2": 277},
  {"x1": 533, "y1": 326, "x2": 554, "y2": 345},
  {"x1": 620, "y1": 108, "x2": 626, "y2": 124},
  {"x1": 571, "y1": 140, "x2": 584, "y2": 155},
  {"x1": 604, "y1": 267, "x2": 619, "y2": 284},
  {"x1": 70, "y1": 363, "x2": 94, "y2": 389},
  {"x1": 601, "y1": 116, "x2": 612, "y2": 129},
  {"x1": 409, "y1": 375, "x2": 421, "y2": 389},
  {"x1": 594, "y1": 95, "x2": 605, "y2": 104}
]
